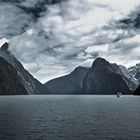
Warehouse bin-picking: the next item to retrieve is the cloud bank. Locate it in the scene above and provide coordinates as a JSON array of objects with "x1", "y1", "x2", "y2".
[{"x1": 0, "y1": 0, "x2": 140, "y2": 83}]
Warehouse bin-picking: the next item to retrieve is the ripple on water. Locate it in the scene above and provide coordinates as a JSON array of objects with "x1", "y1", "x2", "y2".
[{"x1": 0, "y1": 95, "x2": 140, "y2": 140}]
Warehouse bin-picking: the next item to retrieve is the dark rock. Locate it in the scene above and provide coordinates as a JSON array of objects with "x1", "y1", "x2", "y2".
[
  {"x1": 0, "y1": 42, "x2": 9, "y2": 51},
  {"x1": 0, "y1": 44, "x2": 45, "y2": 95},
  {"x1": 82, "y1": 58, "x2": 132, "y2": 95},
  {"x1": 134, "y1": 85, "x2": 140, "y2": 95},
  {"x1": 135, "y1": 71, "x2": 140, "y2": 82},
  {"x1": 113, "y1": 65, "x2": 138, "y2": 90},
  {"x1": 44, "y1": 66, "x2": 89, "y2": 94},
  {"x1": 0, "y1": 56, "x2": 28, "y2": 95},
  {"x1": 128, "y1": 63, "x2": 140, "y2": 84}
]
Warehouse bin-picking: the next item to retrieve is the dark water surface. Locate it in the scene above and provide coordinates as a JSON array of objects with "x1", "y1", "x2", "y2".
[{"x1": 0, "y1": 95, "x2": 140, "y2": 140}]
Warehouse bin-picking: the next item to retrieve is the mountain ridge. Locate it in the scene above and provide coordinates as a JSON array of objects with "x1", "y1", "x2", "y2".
[
  {"x1": 0, "y1": 56, "x2": 28, "y2": 95},
  {"x1": 0, "y1": 42, "x2": 46, "y2": 95},
  {"x1": 44, "y1": 66, "x2": 89, "y2": 94},
  {"x1": 0, "y1": 43, "x2": 139, "y2": 95},
  {"x1": 82, "y1": 57, "x2": 132, "y2": 95}
]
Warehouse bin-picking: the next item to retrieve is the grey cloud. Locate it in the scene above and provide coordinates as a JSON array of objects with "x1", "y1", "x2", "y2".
[
  {"x1": 0, "y1": 3, "x2": 33, "y2": 38},
  {"x1": 0, "y1": 0, "x2": 66, "y2": 38},
  {"x1": 112, "y1": 5, "x2": 140, "y2": 30},
  {"x1": 0, "y1": 0, "x2": 140, "y2": 82}
]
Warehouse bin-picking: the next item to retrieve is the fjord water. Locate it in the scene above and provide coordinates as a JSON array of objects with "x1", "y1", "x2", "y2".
[{"x1": 0, "y1": 96, "x2": 140, "y2": 140}]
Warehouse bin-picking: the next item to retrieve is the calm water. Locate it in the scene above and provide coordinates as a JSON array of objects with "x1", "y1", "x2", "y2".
[{"x1": 0, "y1": 95, "x2": 140, "y2": 140}]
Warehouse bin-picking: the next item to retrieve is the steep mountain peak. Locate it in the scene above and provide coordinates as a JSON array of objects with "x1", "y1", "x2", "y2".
[
  {"x1": 73, "y1": 66, "x2": 89, "y2": 73},
  {"x1": 0, "y1": 56, "x2": 28, "y2": 95},
  {"x1": 82, "y1": 58, "x2": 132, "y2": 94},
  {"x1": 90, "y1": 57, "x2": 117, "y2": 75},
  {"x1": 92, "y1": 57, "x2": 110, "y2": 67},
  {"x1": 0, "y1": 44, "x2": 45, "y2": 94},
  {"x1": 0, "y1": 42, "x2": 9, "y2": 51}
]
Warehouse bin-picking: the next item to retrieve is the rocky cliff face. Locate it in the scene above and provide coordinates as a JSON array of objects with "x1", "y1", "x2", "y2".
[
  {"x1": 114, "y1": 65, "x2": 138, "y2": 90},
  {"x1": 82, "y1": 58, "x2": 132, "y2": 95},
  {"x1": 0, "y1": 42, "x2": 136, "y2": 95},
  {"x1": 134, "y1": 71, "x2": 140, "y2": 84},
  {"x1": 44, "y1": 66, "x2": 89, "y2": 94},
  {"x1": 0, "y1": 56, "x2": 28, "y2": 95},
  {"x1": 128, "y1": 63, "x2": 140, "y2": 83},
  {"x1": 0, "y1": 43, "x2": 45, "y2": 94},
  {"x1": 134, "y1": 85, "x2": 140, "y2": 95}
]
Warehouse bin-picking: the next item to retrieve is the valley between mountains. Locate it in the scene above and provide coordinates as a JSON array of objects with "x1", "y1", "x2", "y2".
[{"x1": 0, "y1": 43, "x2": 140, "y2": 95}]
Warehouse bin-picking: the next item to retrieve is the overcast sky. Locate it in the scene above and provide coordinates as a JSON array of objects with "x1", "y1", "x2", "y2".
[{"x1": 0, "y1": 0, "x2": 140, "y2": 83}]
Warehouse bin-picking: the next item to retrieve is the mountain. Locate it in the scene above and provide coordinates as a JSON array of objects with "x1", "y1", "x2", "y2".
[
  {"x1": 116, "y1": 65, "x2": 138, "y2": 90},
  {"x1": 44, "y1": 66, "x2": 89, "y2": 94},
  {"x1": 128, "y1": 63, "x2": 140, "y2": 83},
  {"x1": 0, "y1": 56, "x2": 28, "y2": 95},
  {"x1": 0, "y1": 42, "x2": 136, "y2": 95},
  {"x1": 82, "y1": 58, "x2": 132, "y2": 95},
  {"x1": 134, "y1": 85, "x2": 140, "y2": 95},
  {"x1": 0, "y1": 43, "x2": 45, "y2": 94},
  {"x1": 135, "y1": 71, "x2": 140, "y2": 82}
]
